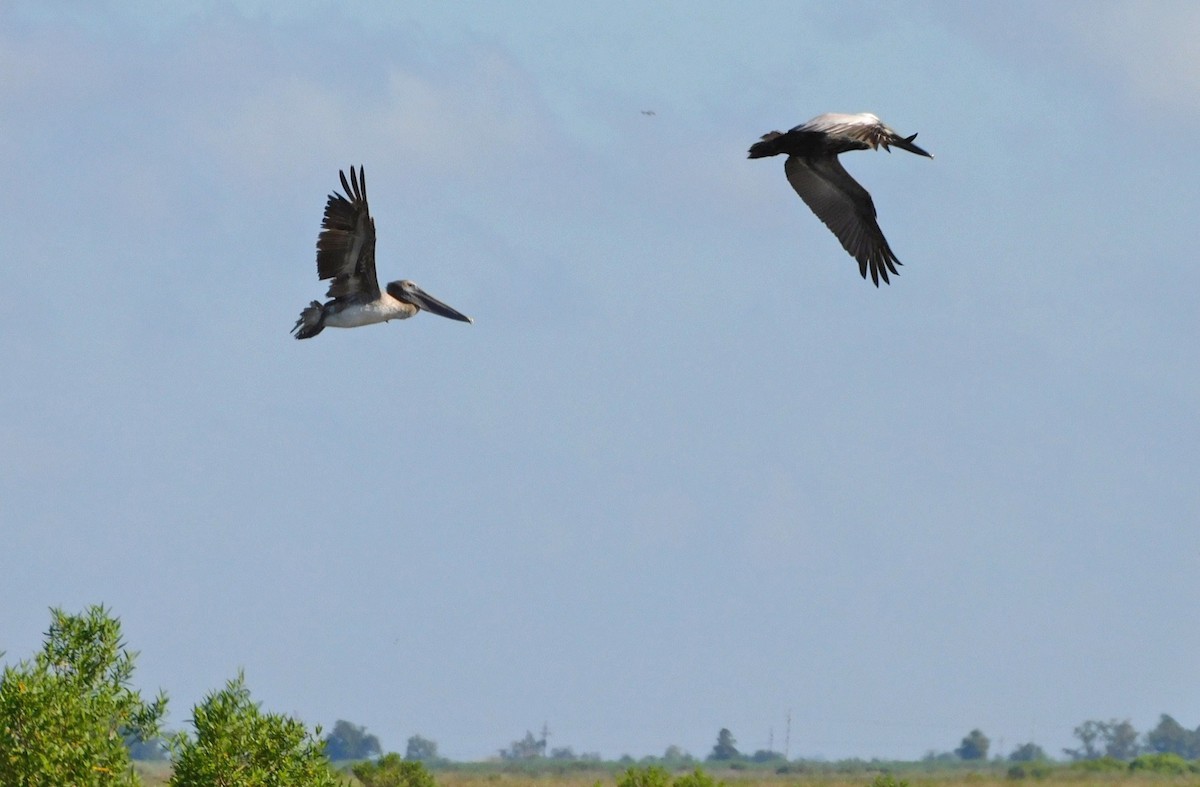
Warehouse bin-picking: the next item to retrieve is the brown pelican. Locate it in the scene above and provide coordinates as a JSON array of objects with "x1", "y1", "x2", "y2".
[
  {"x1": 748, "y1": 112, "x2": 932, "y2": 286},
  {"x1": 292, "y1": 166, "x2": 473, "y2": 339}
]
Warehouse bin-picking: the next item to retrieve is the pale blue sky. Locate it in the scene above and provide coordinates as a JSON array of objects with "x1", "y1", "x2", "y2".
[{"x1": 2, "y1": 0, "x2": 1197, "y2": 762}]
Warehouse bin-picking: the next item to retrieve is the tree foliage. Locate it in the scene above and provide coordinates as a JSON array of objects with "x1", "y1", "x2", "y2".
[
  {"x1": 1063, "y1": 719, "x2": 1140, "y2": 761},
  {"x1": 1102, "y1": 719, "x2": 1140, "y2": 759},
  {"x1": 1144, "y1": 714, "x2": 1200, "y2": 759},
  {"x1": 955, "y1": 729, "x2": 989, "y2": 760},
  {"x1": 1008, "y1": 742, "x2": 1047, "y2": 762},
  {"x1": 750, "y1": 749, "x2": 785, "y2": 763},
  {"x1": 168, "y1": 672, "x2": 341, "y2": 786},
  {"x1": 922, "y1": 750, "x2": 958, "y2": 764},
  {"x1": 707, "y1": 728, "x2": 740, "y2": 761},
  {"x1": 0, "y1": 605, "x2": 167, "y2": 787},
  {"x1": 353, "y1": 753, "x2": 436, "y2": 787},
  {"x1": 662, "y1": 745, "x2": 695, "y2": 765},
  {"x1": 323, "y1": 719, "x2": 382, "y2": 761},
  {"x1": 405, "y1": 734, "x2": 440, "y2": 762},
  {"x1": 499, "y1": 730, "x2": 547, "y2": 760},
  {"x1": 1065, "y1": 720, "x2": 1101, "y2": 760}
]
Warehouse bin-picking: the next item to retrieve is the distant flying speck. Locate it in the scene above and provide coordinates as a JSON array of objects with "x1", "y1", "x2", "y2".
[
  {"x1": 292, "y1": 166, "x2": 473, "y2": 339},
  {"x1": 748, "y1": 112, "x2": 933, "y2": 286},
  {"x1": 641, "y1": 110, "x2": 656, "y2": 116}
]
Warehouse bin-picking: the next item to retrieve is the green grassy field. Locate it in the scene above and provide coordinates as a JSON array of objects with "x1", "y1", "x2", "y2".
[{"x1": 133, "y1": 761, "x2": 1200, "y2": 787}]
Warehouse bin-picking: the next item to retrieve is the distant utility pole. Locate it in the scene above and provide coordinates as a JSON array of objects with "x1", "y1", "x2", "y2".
[
  {"x1": 540, "y1": 722, "x2": 551, "y2": 756},
  {"x1": 769, "y1": 727, "x2": 774, "y2": 754},
  {"x1": 785, "y1": 710, "x2": 792, "y2": 759}
]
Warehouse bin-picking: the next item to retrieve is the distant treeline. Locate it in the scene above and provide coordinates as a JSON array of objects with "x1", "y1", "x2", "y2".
[{"x1": 315, "y1": 718, "x2": 1200, "y2": 768}]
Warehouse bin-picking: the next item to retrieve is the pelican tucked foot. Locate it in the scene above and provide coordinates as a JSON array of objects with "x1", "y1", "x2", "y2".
[{"x1": 293, "y1": 301, "x2": 325, "y2": 339}]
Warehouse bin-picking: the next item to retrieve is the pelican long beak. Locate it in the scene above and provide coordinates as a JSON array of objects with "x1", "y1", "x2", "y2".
[
  {"x1": 408, "y1": 285, "x2": 474, "y2": 323},
  {"x1": 894, "y1": 132, "x2": 934, "y2": 158}
]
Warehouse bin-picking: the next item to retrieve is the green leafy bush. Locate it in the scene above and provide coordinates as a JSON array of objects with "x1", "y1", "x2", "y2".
[
  {"x1": 1128, "y1": 752, "x2": 1198, "y2": 775},
  {"x1": 0, "y1": 605, "x2": 167, "y2": 786},
  {"x1": 869, "y1": 775, "x2": 910, "y2": 787},
  {"x1": 1068, "y1": 756, "x2": 1126, "y2": 772},
  {"x1": 1006, "y1": 763, "x2": 1052, "y2": 779},
  {"x1": 617, "y1": 765, "x2": 672, "y2": 787},
  {"x1": 168, "y1": 672, "x2": 341, "y2": 786},
  {"x1": 353, "y1": 753, "x2": 437, "y2": 787},
  {"x1": 673, "y1": 768, "x2": 724, "y2": 787}
]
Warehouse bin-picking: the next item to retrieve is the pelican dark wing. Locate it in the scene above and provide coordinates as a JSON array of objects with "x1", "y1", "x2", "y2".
[
  {"x1": 748, "y1": 112, "x2": 931, "y2": 286},
  {"x1": 783, "y1": 155, "x2": 900, "y2": 286},
  {"x1": 316, "y1": 166, "x2": 379, "y2": 301}
]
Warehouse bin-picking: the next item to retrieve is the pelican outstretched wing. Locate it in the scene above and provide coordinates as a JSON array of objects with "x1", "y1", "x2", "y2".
[
  {"x1": 315, "y1": 166, "x2": 379, "y2": 301},
  {"x1": 783, "y1": 155, "x2": 901, "y2": 286}
]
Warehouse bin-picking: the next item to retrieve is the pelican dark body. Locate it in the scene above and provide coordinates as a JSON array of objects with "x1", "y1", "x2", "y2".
[
  {"x1": 749, "y1": 112, "x2": 932, "y2": 286},
  {"x1": 292, "y1": 166, "x2": 473, "y2": 339}
]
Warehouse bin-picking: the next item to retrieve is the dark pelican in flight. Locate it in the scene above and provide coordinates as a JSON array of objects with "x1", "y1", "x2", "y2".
[
  {"x1": 292, "y1": 166, "x2": 473, "y2": 339},
  {"x1": 748, "y1": 112, "x2": 932, "y2": 286}
]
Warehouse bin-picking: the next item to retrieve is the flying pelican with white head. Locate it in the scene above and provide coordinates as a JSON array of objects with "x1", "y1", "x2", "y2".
[
  {"x1": 292, "y1": 166, "x2": 473, "y2": 339},
  {"x1": 748, "y1": 112, "x2": 932, "y2": 286}
]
